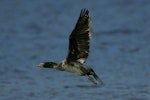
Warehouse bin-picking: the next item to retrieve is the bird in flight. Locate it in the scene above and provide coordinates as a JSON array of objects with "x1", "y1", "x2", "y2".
[{"x1": 37, "y1": 9, "x2": 103, "y2": 85}]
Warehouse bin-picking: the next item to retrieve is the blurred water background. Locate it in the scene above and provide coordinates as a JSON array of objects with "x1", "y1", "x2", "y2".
[{"x1": 0, "y1": 0, "x2": 150, "y2": 100}]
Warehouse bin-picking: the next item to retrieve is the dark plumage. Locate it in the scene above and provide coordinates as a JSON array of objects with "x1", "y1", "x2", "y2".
[{"x1": 37, "y1": 9, "x2": 103, "y2": 85}]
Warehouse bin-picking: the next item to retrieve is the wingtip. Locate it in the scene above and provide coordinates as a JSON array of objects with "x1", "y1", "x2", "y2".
[
  {"x1": 80, "y1": 8, "x2": 89, "y2": 16},
  {"x1": 82, "y1": 8, "x2": 89, "y2": 12}
]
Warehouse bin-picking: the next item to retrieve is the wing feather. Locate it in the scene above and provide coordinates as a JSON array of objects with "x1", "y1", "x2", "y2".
[{"x1": 66, "y1": 9, "x2": 92, "y2": 64}]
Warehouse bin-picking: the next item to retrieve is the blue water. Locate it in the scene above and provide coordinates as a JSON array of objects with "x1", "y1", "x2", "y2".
[{"x1": 0, "y1": 0, "x2": 150, "y2": 100}]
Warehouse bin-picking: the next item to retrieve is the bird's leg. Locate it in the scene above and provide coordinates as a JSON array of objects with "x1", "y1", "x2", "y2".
[{"x1": 86, "y1": 74, "x2": 97, "y2": 85}]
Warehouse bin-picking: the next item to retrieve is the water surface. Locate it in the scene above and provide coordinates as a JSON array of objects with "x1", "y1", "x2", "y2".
[{"x1": 0, "y1": 0, "x2": 150, "y2": 100}]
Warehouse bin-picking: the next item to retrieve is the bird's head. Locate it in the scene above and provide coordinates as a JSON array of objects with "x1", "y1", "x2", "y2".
[{"x1": 37, "y1": 62, "x2": 57, "y2": 69}]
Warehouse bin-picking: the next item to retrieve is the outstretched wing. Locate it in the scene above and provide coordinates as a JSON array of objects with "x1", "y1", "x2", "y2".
[{"x1": 66, "y1": 9, "x2": 92, "y2": 64}]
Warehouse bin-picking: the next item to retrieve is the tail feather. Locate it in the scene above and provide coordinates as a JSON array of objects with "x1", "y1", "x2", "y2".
[{"x1": 93, "y1": 73, "x2": 103, "y2": 85}]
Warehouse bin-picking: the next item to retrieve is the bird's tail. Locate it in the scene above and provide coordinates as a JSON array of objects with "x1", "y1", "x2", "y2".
[
  {"x1": 93, "y1": 73, "x2": 103, "y2": 85},
  {"x1": 90, "y1": 69, "x2": 103, "y2": 85}
]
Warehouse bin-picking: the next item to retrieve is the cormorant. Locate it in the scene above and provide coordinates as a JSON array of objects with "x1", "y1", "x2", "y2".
[{"x1": 37, "y1": 9, "x2": 103, "y2": 85}]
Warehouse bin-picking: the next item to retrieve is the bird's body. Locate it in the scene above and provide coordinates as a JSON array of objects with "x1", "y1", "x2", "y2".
[
  {"x1": 37, "y1": 9, "x2": 103, "y2": 85},
  {"x1": 59, "y1": 60, "x2": 92, "y2": 76}
]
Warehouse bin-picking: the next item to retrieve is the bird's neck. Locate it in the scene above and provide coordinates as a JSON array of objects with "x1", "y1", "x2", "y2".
[
  {"x1": 52, "y1": 64, "x2": 58, "y2": 69},
  {"x1": 54, "y1": 64, "x2": 64, "y2": 71}
]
